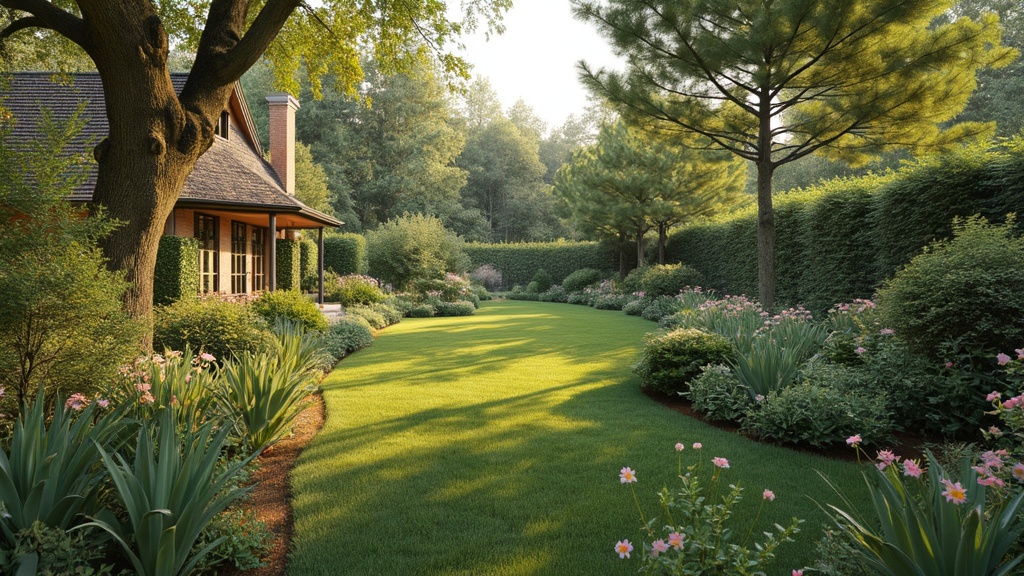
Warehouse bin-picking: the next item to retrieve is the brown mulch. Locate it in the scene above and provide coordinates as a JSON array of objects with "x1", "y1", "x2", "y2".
[
  {"x1": 645, "y1": 389, "x2": 930, "y2": 463},
  {"x1": 225, "y1": 394, "x2": 326, "y2": 576}
]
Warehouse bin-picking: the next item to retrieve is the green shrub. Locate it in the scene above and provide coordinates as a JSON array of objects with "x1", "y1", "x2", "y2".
[
  {"x1": 384, "y1": 295, "x2": 417, "y2": 316},
  {"x1": 634, "y1": 328, "x2": 733, "y2": 395},
  {"x1": 251, "y1": 290, "x2": 328, "y2": 333},
  {"x1": 0, "y1": 522, "x2": 116, "y2": 576},
  {"x1": 538, "y1": 285, "x2": 568, "y2": 303},
  {"x1": 525, "y1": 280, "x2": 541, "y2": 294},
  {"x1": 593, "y1": 293, "x2": 630, "y2": 310},
  {"x1": 192, "y1": 509, "x2": 273, "y2": 575},
  {"x1": 411, "y1": 273, "x2": 471, "y2": 302},
  {"x1": 275, "y1": 238, "x2": 301, "y2": 291},
  {"x1": 346, "y1": 306, "x2": 388, "y2": 329},
  {"x1": 641, "y1": 296, "x2": 684, "y2": 322},
  {"x1": 468, "y1": 264, "x2": 502, "y2": 291},
  {"x1": 531, "y1": 269, "x2": 553, "y2": 292},
  {"x1": 299, "y1": 237, "x2": 318, "y2": 292},
  {"x1": 622, "y1": 297, "x2": 651, "y2": 316},
  {"x1": 639, "y1": 263, "x2": 705, "y2": 297},
  {"x1": 741, "y1": 384, "x2": 892, "y2": 448},
  {"x1": 326, "y1": 274, "x2": 386, "y2": 307},
  {"x1": 154, "y1": 296, "x2": 272, "y2": 361},
  {"x1": 876, "y1": 216, "x2": 1024, "y2": 358},
  {"x1": 464, "y1": 241, "x2": 613, "y2": 289},
  {"x1": 566, "y1": 291, "x2": 590, "y2": 305},
  {"x1": 618, "y1": 266, "x2": 650, "y2": 294},
  {"x1": 323, "y1": 233, "x2": 366, "y2": 276},
  {"x1": 364, "y1": 302, "x2": 403, "y2": 325},
  {"x1": 408, "y1": 304, "x2": 436, "y2": 318},
  {"x1": 685, "y1": 364, "x2": 751, "y2": 423},
  {"x1": 432, "y1": 300, "x2": 476, "y2": 317},
  {"x1": 561, "y1": 268, "x2": 604, "y2": 294},
  {"x1": 154, "y1": 235, "x2": 200, "y2": 305},
  {"x1": 729, "y1": 314, "x2": 828, "y2": 398},
  {"x1": 366, "y1": 214, "x2": 469, "y2": 289},
  {"x1": 321, "y1": 317, "x2": 374, "y2": 358}
]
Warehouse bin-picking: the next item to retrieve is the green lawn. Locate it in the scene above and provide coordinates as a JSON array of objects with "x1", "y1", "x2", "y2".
[{"x1": 288, "y1": 300, "x2": 867, "y2": 575}]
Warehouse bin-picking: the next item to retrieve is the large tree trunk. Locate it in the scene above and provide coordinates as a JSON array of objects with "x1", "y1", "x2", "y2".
[
  {"x1": 618, "y1": 231, "x2": 628, "y2": 277},
  {"x1": 635, "y1": 227, "x2": 646, "y2": 268},
  {"x1": 657, "y1": 221, "x2": 668, "y2": 265},
  {"x1": 756, "y1": 90, "x2": 776, "y2": 309}
]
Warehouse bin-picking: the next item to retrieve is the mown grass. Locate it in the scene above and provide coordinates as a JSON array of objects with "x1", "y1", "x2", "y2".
[{"x1": 288, "y1": 300, "x2": 868, "y2": 575}]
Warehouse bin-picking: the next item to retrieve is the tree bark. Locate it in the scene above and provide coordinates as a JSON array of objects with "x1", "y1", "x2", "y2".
[
  {"x1": 635, "y1": 228, "x2": 646, "y2": 268},
  {"x1": 618, "y1": 231, "x2": 628, "y2": 277},
  {"x1": 755, "y1": 93, "x2": 776, "y2": 309},
  {"x1": 657, "y1": 221, "x2": 668, "y2": 265}
]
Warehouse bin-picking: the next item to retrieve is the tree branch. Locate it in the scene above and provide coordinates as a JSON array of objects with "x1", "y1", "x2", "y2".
[
  {"x1": 0, "y1": 0, "x2": 88, "y2": 50},
  {"x1": 211, "y1": 0, "x2": 301, "y2": 86}
]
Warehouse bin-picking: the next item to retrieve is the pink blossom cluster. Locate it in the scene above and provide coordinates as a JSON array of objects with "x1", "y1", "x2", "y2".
[
  {"x1": 64, "y1": 393, "x2": 110, "y2": 411},
  {"x1": 832, "y1": 299, "x2": 876, "y2": 314},
  {"x1": 697, "y1": 294, "x2": 761, "y2": 314},
  {"x1": 338, "y1": 273, "x2": 380, "y2": 288},
  {"x1": 996, "y1": 348, "x2": 1024, "y2": 366}
]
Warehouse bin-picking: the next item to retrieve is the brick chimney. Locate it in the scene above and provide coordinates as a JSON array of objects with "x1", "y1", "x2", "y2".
[{"x1": 266, "y1": 93, "x2": 300, "y2": 195}]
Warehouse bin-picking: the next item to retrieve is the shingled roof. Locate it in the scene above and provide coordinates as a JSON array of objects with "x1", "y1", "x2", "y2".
[{"x1": 1, "y1": 72, "x2": 341, "y2": 228}]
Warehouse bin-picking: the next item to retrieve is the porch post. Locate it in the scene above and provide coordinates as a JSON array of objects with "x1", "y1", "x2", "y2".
[
  {"x1": 269, "y1": 213, "x2": 277, "y2": 291},
  {"x1": 317, "y1": 227, "x2": 325, "y2": 306}
]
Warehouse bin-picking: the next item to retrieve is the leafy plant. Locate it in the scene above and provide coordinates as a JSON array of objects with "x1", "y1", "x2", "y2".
[
  {"x1": 741, "y1": 384, "x2": 892, "y2": 448},
  {"x1": 825, "y1": 450, "x2": 1024, "y2": 576},
  {"x1": 640, "y1": 296, "x2": 683, "y2": 322},
  {"x1": 615, "y1": 445, "x2": 801, "y2": 574},
  {"x1": 324, "y1": 274, "x2": 385, "y2": 307},
  {"x1": 0, "y1": 393, "x2": 127, "y2": 554},
  {"x1": 346, "y1": 306, "x2": 389, "y2": 329},
  {"x1": 634, "y1": 328, "x2": 732, "y2": 395},
  {"x1": 320, "y1": 317, "x2": 374, "y2": 359},
  {"x1": 113, "y1": 349, "x2": 221, "y2": 432},
  {"x1": 154, "y1": 295, "x2": 273, "y2": 361},
  {"x1": 80, "y1": 408, "x2": 255, "y2": 576},
  {"x1": 0, "y1": 521, "x2": 117, "y2": 576},
  {"x1": 729, "y1": 311, "x2": 827, "y2": 398},
  {"x1": 530, "y1": 269, "x2": 553, "y2": 293},
  {"x1": 685, "y1": 364, "x2": 751, "y2": 424},
  {"x1": 561, "y1": 268, "x2": 604, "y2": 294},
  {"x1": 431, "y1": 300, "x2": 476, "y2": 317},
  {"x1": 251, "y1": 289, "x2": 328, "y2": 333},
  {"x1": 407, "y1": 304, "x2": 436, "y2": 318},
  {"x1": 637, "y1": 263, "x2": 704, "y2": 297},
  {"x1": 366, "y1": 214, "x2": 469, "y2": 289},
  {"x1": 191, "y1": 509, "x2": 272, "y2": 575},
  {"x1": 468, "y1": 264, "x2": 502, "y2": 292}
]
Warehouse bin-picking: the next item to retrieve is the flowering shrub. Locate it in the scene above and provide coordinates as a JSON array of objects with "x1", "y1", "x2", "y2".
[
  {"x1": 468, "y1": 264, "x2": 502, "y2": 292},
  {"x1": 615, "y1": 443, "x2": 801, "y2": 574},
  {"x1": 112, "y1": 348, "x2": 221, "y2": 430},
  {"x1": 154, "y1": 295, "x2": 273, "y2": 361},
  {"x1": 825, "y1": 443, "x2": 1024, "y2": 576},
  {"x1": 325, "y1": 274, "x2": 386, "y2": 307},
  {"x1": 412, "y1": 273, "x2": 472, "y2": 302}
]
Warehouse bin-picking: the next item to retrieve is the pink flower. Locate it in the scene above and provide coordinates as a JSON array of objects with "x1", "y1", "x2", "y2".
[
  {"x1": 712, "y1": 457, "x2": 730, "y2": 469},
  {"x1": 941, "y1": 479, "x2": 967, "y2": 504},
  {"x1": 989, "y1": 426, "x2": 1003, "y2": 437},
  {"x1": 614, "y1": 540, "x2": 633, "y2": 559},
  {"x1": 97, "y1": 399, "x2": 110, "y2": 409},
  {"x1": 1012, "y1": 463, "x2": 1024, "y2": 483},
  {"x1": 945, "y1": 361, "x2": 954, "y2": 369},
  {"x1": 692, "y1": 442, "x2": 702, "y2": 449},
  {"x1": 982, "y1": 450, "x2": 1005, "y2": 470},
  {"x1": 978, "y1": 475, "x2": 1005, "y2": 488},
  {"x1": 650, "y1": 539, "x2": 669, "y2": 557},
  {"x1": 855, "y1": 346, "x2": 867, "y2": 355},
  {"x1": 675, "y1": 443, "x2": 685, "y2": 452},
  {"x1": 755, "y1": 394, "x2": 765, "y2": 402},
  {"x1": 998, "y1": 353, "x2": 1012, "y2": 366},
  {"x1": 793, "y1": 571, "x2": 804, "y2": 576},
  {"x1": 140, "y1": 392, "x2": 155, "y2": 405},
  {"x1": 1017, "y1": 348, "x2": 1024, "y2": 360},
  {"x1": 763, "y1": 489, "x2": 775, "y2": 501},
  {"x1": 1006, "y1": 396, "x2": 1022, "y2": 410},
  {"x1": 620, "y1": 467, "x2": 637, "y2": 484},
  {"x1": 64, "y1": 393, "x2": 88, "y2": 411},
  {"x1": 876, "y1": 450, "x2": 898, "y2": 469},
  {"x1": 987, "y1": 391, "x2": 1002, "y2": 402},
  {"x1": 846, "y1": 435, "x2": 862, "y2": 447},
  {"x1": 903, "y1": 459, "x2": 923, "y2": 478},
  {"x1": 668, "y1": 532, "x2": 684, "y2": 550},
  {"x1": 879, "y1": 328, "x2": 895, "y2": 336},
  {"x1": 135, "y1": 382, "x2": 151, "y2": 393},
  {"x1": 200, "y1": 352, "x2": 216, "y2": 363}
]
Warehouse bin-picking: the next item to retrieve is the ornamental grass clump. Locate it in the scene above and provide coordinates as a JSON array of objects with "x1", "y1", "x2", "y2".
[
  {"x1": 824, "y1": 442, "x2": 1024, "y2": 576},
  {"x1": 615, "y1": 443, "x2": 801, "y2": 575},
  {"x1": 728, "y1": 307, "x2": 828, "y2": 399}
]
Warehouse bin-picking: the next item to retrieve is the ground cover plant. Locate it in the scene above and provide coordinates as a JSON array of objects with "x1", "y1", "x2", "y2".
[{"x1": 289, "y1": 300, "x2": 866, "y2": 575}]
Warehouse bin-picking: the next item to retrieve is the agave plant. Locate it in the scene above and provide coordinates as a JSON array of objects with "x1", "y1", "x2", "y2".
[
  {"x1": 824, "y1": 451, "x2": 1024, "y2": 576},
  {"x1": 218, "y1": 320, "x2": 326, "y2": 451},
  {"x1": 0, "y1": 393, "x2": 130, "y2": 572},
  {"x1": 78, "y1": 407, "x2": 254, "y2": 576}
]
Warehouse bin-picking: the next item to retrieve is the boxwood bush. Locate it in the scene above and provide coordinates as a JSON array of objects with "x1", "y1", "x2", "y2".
[
  {"x1": 432, "y1": 300, "x2": 476, "y2": 317},
  {"x1": 561, "y1": 268, "x2": 604, "y2": 294},
  {"x1": 154, "y1": 297, "x2": 272, "y2": 360},
  {"x1": 321, "y1": 317, "x2": 374, "y2": 359},
  {"x1": 639, "y1": 264, "x2": 705, "y2": 297},
  {"x1": 323, "y1": 233, "x2": 366, "y2": 276},
  {"x1": 633, "y1": 328, "x2": 733, "y2": 395}
]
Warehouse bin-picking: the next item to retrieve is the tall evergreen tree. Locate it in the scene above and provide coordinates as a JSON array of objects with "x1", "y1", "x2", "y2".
[{"x1": 574, "y1": 0, "x2": 1015, "y2": 307}]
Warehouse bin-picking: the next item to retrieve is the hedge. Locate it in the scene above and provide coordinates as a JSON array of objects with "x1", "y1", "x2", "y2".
[
  {"x1": 276, "y1": 238, "x2": 301, "y2": 291},
  {"x1": 323, "y1": 233, "x2": 366, "y2": 276},
  {"x1": 464, "y1": 241, "x2": 614, "y2": 290},
  {"x1": 667, "y1": 139, "x2": 1024, "y2": 313},
  {"x1": 153, "y1": 235, "x2": 199, "y2": 305},
  {"x1": 299, "y1": 237, "x2": 318, "y2": 287}
]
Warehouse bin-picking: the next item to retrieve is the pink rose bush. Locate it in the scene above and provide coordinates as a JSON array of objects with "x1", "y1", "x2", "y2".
[{"x1": 614, "y1": 442, "x2": 800, "y2": 574}]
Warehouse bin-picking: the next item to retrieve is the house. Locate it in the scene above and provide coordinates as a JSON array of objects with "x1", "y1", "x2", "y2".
[{"x1": 1, "y1": 72, "x2": 341, "y2": 303}]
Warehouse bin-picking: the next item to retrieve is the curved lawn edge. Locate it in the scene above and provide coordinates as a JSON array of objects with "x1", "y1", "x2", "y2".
[{"x1": 288, "y1": 300, "x2": 867, "y2": 575}]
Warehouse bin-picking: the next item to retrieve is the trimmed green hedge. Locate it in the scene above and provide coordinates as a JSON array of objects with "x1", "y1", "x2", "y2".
[
  {"x1": 668, "y1": 139, "x2": 1024, "y2": 312},
  {"x1": 464, "y1": 241, "x2": 613, "y2": 290},
  {"x1": 276, "y1": 238, "x2": 301, "y2": 291},
  {"x1": 323, "y1": 234, "x2": 366, "y2": 276},
  {"x1": 154, "y1": 235, "x2": 199, "y2": 305},
  {"x1": 299, "y1": 237, "x2": 318, "y2": 290}
]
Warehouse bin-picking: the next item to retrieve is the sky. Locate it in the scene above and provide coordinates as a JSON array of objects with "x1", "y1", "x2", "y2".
[{"x1": 451, "y1": 0, "x2": 621, "y2": 132}]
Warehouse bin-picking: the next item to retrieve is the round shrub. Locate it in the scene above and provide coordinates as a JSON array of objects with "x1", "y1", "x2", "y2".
[
  {"x1": 876, "y1": 216, "x2": 1024, "y2": 357},
  {"x1": 622, "y1": 298, "x2": 651, "y2": 316},
  {"x1": 366, "y1": 214, "x2": 469, "y2": 289},
  {"x1": 639, "y1": 264, "x2": 705, "y2": 297},
  {"x1": 154, "y1": 297, "x2": 272, "y2": 361},
  {"x1": 364, "y1": 302, "x2": 403, "y2": 326},
  {"x1": 741, "y1": 384, "x2": 892, "y2": 448},
  {"x1": 346, "y1": 306, "x2": 388, "y2": 330},
  {"x1": 561, "y1": 268, "x2": 604, "y2": 294},
  {"x1": 251, "y1": 290, "x2": 328, "y2": 333},
  {"x1": 408, "y1": 304, "x2": 436, "y2": 318},
  {"x1": 321, "y1": 317, "x2": 374, "y2": 359},
  {"x1": 686, "y1": 364, "x2": 751, "y2": 423},
  {"x1": 641, "y1": 296, "x2": 684, "y2": 322},
  {"x1": 634, "y1": 328, "x2": 734, "y2": 395},
  {"x1": 326, "y1": 274, "x2": 385, "y2": 307},
  {"x1": 593, "y1": 293, "x2": 630, "y2": 310},
  {"x1": 384, "y1": 295, "x2": 417, "y2": 316},
  {"x1": 538, "y1": 286, "x2": 568, "y2": 303},
  {"x1": 433, "y1": 300, "x2": 476, "y2": 317},
  {"x1": 469, "y1": 264, "x2": 502, "y2": 291},
  {"x1": 531, "y1": 269, "x2": 553, "y2": 293},
  {"x1": 619, "y1": 266, "x2": 650, "y2": 294},
  {"x1": 566, "y1": 292, "x2": 590, "y2": 305}
]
